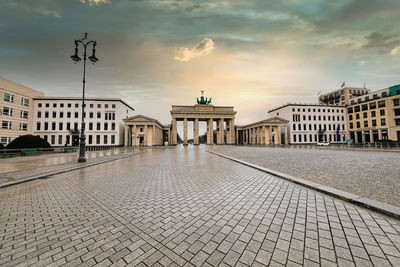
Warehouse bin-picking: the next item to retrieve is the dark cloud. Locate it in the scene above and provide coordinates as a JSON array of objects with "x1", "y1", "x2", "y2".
[{"x1": 362, "y1": 32, "x2": 400, "y2": 55}]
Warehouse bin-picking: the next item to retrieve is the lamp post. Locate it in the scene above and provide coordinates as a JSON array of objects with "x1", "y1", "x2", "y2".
[{"x1": 71, "y1": 32, "x2": 99, "y2": 163}]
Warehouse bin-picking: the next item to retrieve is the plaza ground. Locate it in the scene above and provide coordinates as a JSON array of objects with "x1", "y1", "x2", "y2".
[
  {"x1": 0, "y1": 147, "x2": 400, "y2": 266},
  {"x1": 210, "y1": 145, "x2": 400, "y2": 207}
]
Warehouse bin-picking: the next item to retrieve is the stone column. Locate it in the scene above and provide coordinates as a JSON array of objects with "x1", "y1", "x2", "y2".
[
  {"x1": 194, "y1": 118, "x2": 199, "y2": 145},
  {"x1": 152, "y1": 125, "x2": 156, "y2": 146},
  {"x1": 124, "y1": 125, "x2": 129, "y2": 146},
  {"x1": 183, "y1": 118, "x2": 188, "y2": 145},
  {"x1": 172, "y1": 118, "x2": 177, "y2": 145},
  {"x1": 361, "y1": 130, "x2": 365, "y2": 143},
  {"x1": 207, "y1": 119, "x2": 213, "y2": 145},
  {"x1": 236, "y1": 129, "x2": 239, "y2": 144},
  {"x1": 378, "y1": 129, "x2": 382, "y2": 140},
  {"x1": 277, "y1": 126, "x2": 281, "y2": 144},
  {"x1": 261, "y1": 126, "x2": 266, "y2": 145},
  {"x1": 144, "y1": 125, "x2": 148, "y2": 146},
  {"x1": 217, "y1": 119, "x2": 224, "y2": 145},
  {"x1": 132, "y1": 125, "x2": 137, "y2": 146},
  {"x1": 230, "y1": 118, "x2": 235, "y2": 145},
  {"x1": 226, "y1": 119, "x2": 231, "y2": 144},
  {"x1": 265, "y1": 127, "x2": 270, "y2": 145}
]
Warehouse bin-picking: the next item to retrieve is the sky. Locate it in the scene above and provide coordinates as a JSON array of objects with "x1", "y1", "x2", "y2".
[{"x1": 1, "y1": 0, "x2": 400, "y2": 130}]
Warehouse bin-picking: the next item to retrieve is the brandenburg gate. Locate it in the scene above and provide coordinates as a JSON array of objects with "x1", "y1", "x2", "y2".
[{"x1": 170, "y1": 93, "x2": 236, "y2": 145}]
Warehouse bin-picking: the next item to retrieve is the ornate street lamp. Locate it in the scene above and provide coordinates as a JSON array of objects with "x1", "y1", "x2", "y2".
[{"x1": 71, "y1": 32, "x2": 99, "y2": 163}]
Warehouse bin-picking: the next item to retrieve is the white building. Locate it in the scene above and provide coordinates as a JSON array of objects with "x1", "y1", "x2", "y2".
[
  {"x1": 267, "y1": 104, "x2": 347, "y2": 144},
  {"x1": 33, "y1": 97, "x2": 134, "y2": 146},
  {"x1": 1, "y1": 78, "x2": 44, "y2": 145}
]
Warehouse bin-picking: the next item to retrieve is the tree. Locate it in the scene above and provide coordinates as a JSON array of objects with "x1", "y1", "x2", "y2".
[
  {"x1": 0, "y1": 143, "x2": 5, "y2": 149},
  {"x1": 6, "y1": 135, "x2": 51, "y2": 149}
]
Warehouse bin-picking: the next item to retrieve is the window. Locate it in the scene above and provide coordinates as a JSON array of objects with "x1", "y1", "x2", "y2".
[
  {"x1": 111, "y1": 135, "x2": 115, "y2": 144},
  {"x1": 59, "y1": 123, "x2": 63, "y2": 131},
  {"x1": 74, "y1": 112, "x2": 78, "y2": 118},
  {"x1": 97, "y1": 112, "x2": 101, "y2": 119},
  {"x1": 396, "y1": 119, "x2": 400, "y2": 126},
  {"x1": 4, "y1": 93, "x2": 14, "y2": 102},
  {"x1": 356, "y1": 122, "x2": 360, "y2": 128},
  {"x1": 53, "y1": 103, "x2": 57, "y2": 108},
  {"x1": 90, "y1": 104, "x2": 94, "y2": 108},
  {"x1": 380, "y1": 109, "x2": 385, "y2": 116},
  {"x1": 394, "y1": 109, "x2": 400, "y2": 116},
  {"x1": 308, "y1": 116, "x2": 311, "y2": 120},
  {"x1": 52, "y1": 112, "x2": 56, "y2": 118},
  {"x1": 371, "y1": 111, "x2": 376, "y2": 117},
  {"x1": 299, "y1": 135, "x2": 302, "y2": 142},
  {"x1": 382, "y1": 92, "x2": 388, "y2": 97},
  {"x1": 3, "y1": 107, "x2": 13, "y2": 116},
  {"x1": 104, "y1": 123, "x2": 108, "y2": 131},
  {"x1": 51, "y1": 135, "x2": 55, "y2": 145},
  {"x1": 66, "y1": 135, "x2": 70, "y2": 145},
  {"x1": 105, "y1": 104, "x2": 109, "y2": 108},
  {"x1": 89, "y1": 112, "x2": 93, "y2": 118},
  {"x1": 21, "y1": 98, "x2": 29, "y2": 106},
  {"x1": 67, "y1": 112, "x2": 71, "y2": 118},
  {"x1": 104, "y1": 135, "x2": 108, "y2": 144},
  {"x1": 349, "y1": 122, "x2": 353, "y2": 129},
  {"x1": 75, "y1": 103, "x2": 79, "y2": 108},
  {"x1": 52, "y1": 122, "x2": 56, "y2": 130},
  {"x1": 73, "y1": 123, "x2": 78, "y2": 131},
  {"x1": 38, "y1": 103, "x2": 42, "y2": 108},
  {"x1": 356, "y1": 114, "x2": 360, "y2": 119},
  {"x1": 2, "y1": 121, "x2": 12, "y2": 129},
  {"x1": 362, "y1": 104, "x2": 368, "y2": 111},
  {"x1": 1, "y1": 137, "x2": 11, "y2": 145},
  {"x1": 364, "y1": 121, "x2": 368, "y2": 127},
  {"x1": 45, "y1": 111, "x2": 49, "y2": 118},
  {"x1": 60, "y1": 103, "x2": 64, "y2": 108},
  {"x1": 111, "y1": 123, "x2": 115, "y2": 130},
  {"x1": 89, "y1": 123, "x2": 93, "y2": 130},
  {"x1": 393, "y1": 99, "x2": 399, "y2": 106},
  {"x1": 299, "y1": 124, "x2": 301, "y2": 131},
  {"x1": 112, "y1": 104, "x2": 116, "y2": 108},
  {"x1": 293, "y1": 124, "x2": 297, "y2": 131},
  {"x1": 97, "y1": 123, "x2": 101, "y2": 130},
  {"x1": 378, "y1": 100, "x2": 386, "y2": 108},
  {"x1": 363, "y1": 112, "x2": 367, "y2": 118},
  {"x1": 60, "y1": 112, "x2": 64, "y2": 118},
  {"x1": 381, "y1": 118, "x2": 386, "y2": 126},
  {"x1": 67, "y1": 123, "x2": 71, "y2": 130},
  {"x1": 89, "y1": 135, "x2": 93, "y2": 144},
  {"x1": 46, "y1": 103, "x2": 49, "y2": 107},
  {"x1": 96, "y1": 135, "x2": 100, "y2": 144},
  {"x1": 304, "y1": 135, "x2": 307, "y2": 142},
  {"x1": 68, "y1": 103, "x2": 72, "y2": 108},
  {"x1": 37, "y1": 122, "x2": 41, "y2": 130},
  {"x1": 97, "y1": 104, "x2": 101, "y2": 108},
  {"x1": 20, "y1": 123, "x2": 27, "y2": 131},
  {"x1": 44, "y1": 122, "x2": 48, "y2": 130},
  {"x1": 372, "y1": 120, "x2": 377, "y2": 127},
  {"x1": 354, "y1": 106, "x2": 360, "y2": 112},
  {"x1": 58, "y1": 135, "x2": 63, "y2": 145},
  {"x1": 349, "y1": 115, "x2": 353, "y2": 120},
  {"x1": 43, "y1": 135, "x2": 48, "y2": 142},
  {"x1": 293, "y1": 134, "x2": 296, "y2": 142}
]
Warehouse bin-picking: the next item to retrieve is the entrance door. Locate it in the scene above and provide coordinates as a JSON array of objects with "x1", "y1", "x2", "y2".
[{"x1": 139, "y1": 136, "x2": 144, "y2": 145}]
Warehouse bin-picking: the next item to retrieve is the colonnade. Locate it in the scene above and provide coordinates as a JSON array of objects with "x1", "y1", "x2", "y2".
[
  {"x1": 170, "y1": 117, "x2": 235, "y2": 145},
  {"x1": 237, "y1": 125, "x2": 281, "y2": 145}
]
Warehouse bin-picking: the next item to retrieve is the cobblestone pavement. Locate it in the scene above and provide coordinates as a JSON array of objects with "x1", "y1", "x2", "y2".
[
  {"x1": 1, "y1": 146, "x2": 400, "y2": 266},
  {"x1": 210, "y1": 146, "x2": 400, "y2": 207}
]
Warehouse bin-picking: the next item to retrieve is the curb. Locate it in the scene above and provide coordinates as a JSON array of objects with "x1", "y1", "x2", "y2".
[
  {"x1": 0, "y1": 151, "x2": 145, "y2": 189},
  {"x1": 206, "y1": 149, "x2": 400, "y2": 220}
]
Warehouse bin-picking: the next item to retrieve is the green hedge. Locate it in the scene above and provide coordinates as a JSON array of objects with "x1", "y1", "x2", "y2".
[{"x1": 6, "y1": 135, "x2": 51, "y2": 149}]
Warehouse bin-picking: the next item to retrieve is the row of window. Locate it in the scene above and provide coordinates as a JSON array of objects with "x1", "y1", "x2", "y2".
[
  {"x1": 43, "y1": 134, "x2": 116, "y2": 145},
  {"x1": 37, "y1": 111, "x2": 115, "y2": 120},
  {"x1": 350, "y1": 91, "x2": 390, "y2": 105},
  {"x1": 292, "y1": 134, "x2": 345, "y2": 143},
  {"x1": 3, "y1": 92, "x2": 29, "y2": 106},
  {"x1": 36, "y1": 122, "x2": 116, "y2": 131},
  {"x1": 292, "y1": 114, "x2": 345, "y2": 122},
  {"x1": 1, "y1": 121, "x2": 27, "y2": 130},
  {"x1": 0, "y1": 136, "x2": 11, "y2": 145},
  {"x1": 292, "y1": 107, "x2": 344, "y2": 113},
  {"x1": 349, "y1": 119, "x2": 386, "y2": 129},
  {"x1": 37, "y1": 102, "x2": 116, "y2": 109},
  {"x1": 348, "y1": 100, "x2": 386, "y2": 114},
  {"x1": 1, "y1": 107, "x2": 29, "y2": 118},
  {"x1": 293, "y1": 124, "x2": 345, "y2": 131},
  {"x1": 349, "y1": 109, "x2": 386, "y2": 120}
]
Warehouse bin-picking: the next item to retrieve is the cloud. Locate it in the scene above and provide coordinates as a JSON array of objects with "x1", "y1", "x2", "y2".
[
  {"x1": 80, "y1": 0, "x2": 110, "y2": 5},
  {"x1": 5, "y1": 0, "x2": 61, "y2": 17},
  {"x1": 362, "y1": 31, "x2": 400, "y2": 54},
  {"x1": 391, "y1": 46, "x2": 400, "y2": 55},
  {"x1": 174, "y1": 38, "x2": 215, "y2": 62}
]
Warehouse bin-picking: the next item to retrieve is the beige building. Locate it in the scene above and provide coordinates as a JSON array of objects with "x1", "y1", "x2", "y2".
[
  {"x1": 170, "y1": 104, "x2": 236, "y2": 145},
  {"x1": 0, "y1": 77, "x2": 44, "y2": 145},
  {"x1": 347, "y1": 85, "x2": 400, "y2": 143},
  {"x1": 123, "y1": 115, "x2": 169, "y2": 146},
  {"x1": 235, "y1": 117, "x2": 289, "y2": 145},
  {"x1": 319, "y1": 87, "x2": 371, "y2": 106}
]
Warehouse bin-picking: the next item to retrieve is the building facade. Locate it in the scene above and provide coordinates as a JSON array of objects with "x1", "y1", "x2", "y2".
[
  {"x1": 123, "y1": 115, "x2": 169, "y2": 146},
  {"x1": 319, "y1": 87, "x2": 371, "y2": 106},
  {"x1": 33, "y1": 97, "x2": 135, "y2": 147},
  {"x1": 235, "y1": 117, "x2": 289, "y2": 145},
  {"x1": 268, "y1": 104, "x2": 347, "y2": 144},
  {"x1": 0, "y1": 78, "x2": 44, "y2": 145},
  {"x1": 347, "y1": 85, "x2": 400, "y2": 143}
]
